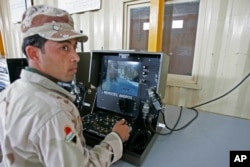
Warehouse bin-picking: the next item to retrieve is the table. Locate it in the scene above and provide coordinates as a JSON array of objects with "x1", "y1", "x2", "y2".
[{"x1": 112, "y1": 105, "x2": 250, "y2": 167}]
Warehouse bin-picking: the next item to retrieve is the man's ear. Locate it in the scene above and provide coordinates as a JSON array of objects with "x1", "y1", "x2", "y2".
[{"x1": 25, "y1": 46, "x2": 40, "y2": 61}]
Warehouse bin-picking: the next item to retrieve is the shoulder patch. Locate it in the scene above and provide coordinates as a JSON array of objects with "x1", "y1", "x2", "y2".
[{"x1": 64, "y1": 126, "x2": 77, "y2": 143}]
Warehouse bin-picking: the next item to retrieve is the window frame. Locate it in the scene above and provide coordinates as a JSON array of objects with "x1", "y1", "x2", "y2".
[{"x1": 123, "y1": 0, "x2": 207, "y2": 89}]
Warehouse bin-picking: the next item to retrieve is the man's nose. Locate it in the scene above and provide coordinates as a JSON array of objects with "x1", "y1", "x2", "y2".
[{"x1": 71, "y1": 51, "x2": 80, "y2": 63}]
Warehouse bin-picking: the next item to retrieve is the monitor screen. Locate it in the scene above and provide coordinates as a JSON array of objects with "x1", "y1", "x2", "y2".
[
  {"x1": 101, "y1": 60, "x2": 141, "y2": 97},
  {"x1": 6, "y1": 58, "x2": 28, "y2": 83}
]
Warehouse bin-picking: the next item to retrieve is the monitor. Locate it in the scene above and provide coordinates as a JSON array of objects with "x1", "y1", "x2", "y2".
[
  {"x1": 101, "y1": 60, "x2": 141, "y2": 97},
  {"x1": 6, "y1": 58, "x2": 28, "y2": 83}
]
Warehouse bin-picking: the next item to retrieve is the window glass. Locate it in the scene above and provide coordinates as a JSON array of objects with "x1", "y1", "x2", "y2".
[
  {"x1": 127, "y1": 0, "x2": 199, "y2": 76},
  {"x1": 162, "y1": 1, "x2": 200, "y2": 75},
  {"x1": 129, "y1": 6, "x2": 149, "y2": 51}
]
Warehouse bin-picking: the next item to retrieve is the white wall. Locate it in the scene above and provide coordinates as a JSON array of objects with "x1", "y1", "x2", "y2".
[
  {"x1": 164, "y1": 0, "x2": 250, "y2": 119},
  {"x1": 0, "y1": 0, "x2": 249, "y2": 119}
]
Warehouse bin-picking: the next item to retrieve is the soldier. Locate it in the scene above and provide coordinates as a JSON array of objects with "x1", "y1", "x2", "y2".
[{"x1": 0, "y1": 5, "x2": 130, "y2": 167}]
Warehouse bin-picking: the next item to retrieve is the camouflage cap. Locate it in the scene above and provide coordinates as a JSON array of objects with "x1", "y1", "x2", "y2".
[{"x1": 21, "y1": 5, "x2": 88, "y2": 42}]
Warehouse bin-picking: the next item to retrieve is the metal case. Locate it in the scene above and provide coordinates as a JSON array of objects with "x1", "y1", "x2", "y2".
[{"x1": 80, "y1": 50, "x2": 169, "y2": 166}]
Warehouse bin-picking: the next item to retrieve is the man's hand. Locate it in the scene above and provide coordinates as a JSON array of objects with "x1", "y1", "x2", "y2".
[{"x1": 112, "y1": 119, "x2": 130, "y2": 142}]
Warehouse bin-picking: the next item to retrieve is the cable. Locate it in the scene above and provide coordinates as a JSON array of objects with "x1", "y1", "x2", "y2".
[
  {"x1": 189, "y1": 72, "x2": 250, "y2": 109},
  {"x1": 147, "y1": 107, "x2": 182, "y2": 135},
  {"x1": 150, "y1": 72, "x2": 250, "y2": 135}
]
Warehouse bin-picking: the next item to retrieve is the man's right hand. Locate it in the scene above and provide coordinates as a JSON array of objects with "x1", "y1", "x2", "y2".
[{"x1": 112, "y1": 119, "x2": 130, "y2": 142}]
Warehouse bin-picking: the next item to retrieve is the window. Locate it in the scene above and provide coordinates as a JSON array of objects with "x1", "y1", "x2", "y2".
[
  {"x1": 162, "y1": 1, "x2": 199, "y2": 76},
  {"x1": 124, "y1": 0, "x2": 203, "y2": 89},
  {"x1": 124, "y1": 1, "x2": 150, "y2": 51}
]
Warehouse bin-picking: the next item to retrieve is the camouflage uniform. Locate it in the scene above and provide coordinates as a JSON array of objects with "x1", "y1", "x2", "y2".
[{"x1": 0, "y1": 69, "x2": 123, "y2": 166}]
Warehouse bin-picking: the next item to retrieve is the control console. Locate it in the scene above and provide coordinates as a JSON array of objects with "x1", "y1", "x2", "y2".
[{"x1": 79, "y1": 50, "x2": 169, "y2": 165}]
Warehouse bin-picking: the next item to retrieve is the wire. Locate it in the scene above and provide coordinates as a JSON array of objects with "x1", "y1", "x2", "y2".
[
  {"x1": 148, "y1": 106, "x2": 182, "y2": 135},
  {"x1": 153, "y1": 72, "x2": 250, "y2": 135},
  {"x1": 189, "y1": 72, "x2": 250, "y2": 109}
]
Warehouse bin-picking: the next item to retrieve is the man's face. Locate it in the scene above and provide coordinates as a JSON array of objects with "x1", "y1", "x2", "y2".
[{"x1": 37, "y1": 39, "x2": 80, "y2": 82}]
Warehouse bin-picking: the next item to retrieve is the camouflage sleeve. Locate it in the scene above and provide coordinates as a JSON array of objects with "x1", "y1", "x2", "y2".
[
  {"x1": 91, "y1": 132, "x2": 123, "y2": 164},
  {"x1": 35, "y1": 111, "x2": 122, "y2": 167}
]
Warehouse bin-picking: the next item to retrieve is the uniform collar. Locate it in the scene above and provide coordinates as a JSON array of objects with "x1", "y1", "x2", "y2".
[
  {"x1": 25, "y1": 67, "x2": 58, "y2": 83},
  {"x1": 21, "y1": 69, "x2": 76, "y2": 102}
]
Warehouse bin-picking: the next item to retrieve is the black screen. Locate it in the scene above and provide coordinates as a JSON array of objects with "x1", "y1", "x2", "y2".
[{"x1": 6, "y1": 58, "x2": 28, "y2": 83}]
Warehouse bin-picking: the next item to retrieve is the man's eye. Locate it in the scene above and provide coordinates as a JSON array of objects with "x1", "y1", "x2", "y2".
[
  {"x1": 74, "y1": 45, "x2": 78, "y2": 50},
  {"x1": 61, "y1": 46, "x2": 69, "y2": 51}
]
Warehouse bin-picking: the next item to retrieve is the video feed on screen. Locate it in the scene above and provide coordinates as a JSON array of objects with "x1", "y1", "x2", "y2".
[{"x1": 101, "y1": 60, "x2": 141, "y2": 96}]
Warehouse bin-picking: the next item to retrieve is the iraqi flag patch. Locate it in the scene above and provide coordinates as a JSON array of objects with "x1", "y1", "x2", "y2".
[{"x1": 64, "y1": 126, "x2": 77, "y2": 143}]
